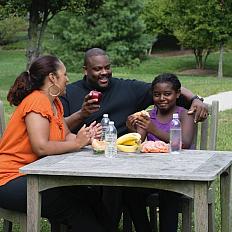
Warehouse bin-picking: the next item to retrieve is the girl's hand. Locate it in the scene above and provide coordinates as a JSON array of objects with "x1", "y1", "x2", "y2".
[
  {"x1": 136, "y1": 115, "x2": 152, "y2": 132},
  {"x1": 126, "y1": 115, "x2": 138, "y2": 132}
]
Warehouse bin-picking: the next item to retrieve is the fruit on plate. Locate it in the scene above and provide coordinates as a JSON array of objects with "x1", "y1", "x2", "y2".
[
  {"x1": 89, "y1": 90, "x2": 102, "y2": 103},
  {"x1": 117, "y1": 144, "x2": 139, "y2": 153},
  {"x1": 117, "y1": 133, "x2": 141, "y2": 145},
  {"x1": 140, "y1": 140, "x2": 169, "y2": 153},
  {"x1": 91, "y1": 139, "x2": 106, "y2": 154},
  {"x1": 117, "y1": 133, "x2": 141, "y2": 152}
]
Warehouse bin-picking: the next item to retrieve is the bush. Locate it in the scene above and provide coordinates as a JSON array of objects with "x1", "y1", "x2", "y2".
[
  {"x1": 0, "y1": 16, "x2": 27, "y2": 46},
  {"x1": 45, "y1": 0, "x2": 152, "y2": 71}
]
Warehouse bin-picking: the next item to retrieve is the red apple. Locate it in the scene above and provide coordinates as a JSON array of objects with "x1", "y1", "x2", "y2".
[{"x1": 89, "y1": 90, "x2": 102, "y2": 103}]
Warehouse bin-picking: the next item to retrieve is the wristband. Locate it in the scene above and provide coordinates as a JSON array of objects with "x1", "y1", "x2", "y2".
[{"x1": 191, "y1": 95, "x2": 204, "y2": 104}]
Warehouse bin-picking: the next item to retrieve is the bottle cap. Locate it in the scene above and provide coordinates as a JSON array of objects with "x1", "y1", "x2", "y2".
[
  {"x1": 173, "y1": 113, "x2": 179, "y2": 119},
  {"x1": 103, "y1": 114, "x2": 108, "y2": 117}
]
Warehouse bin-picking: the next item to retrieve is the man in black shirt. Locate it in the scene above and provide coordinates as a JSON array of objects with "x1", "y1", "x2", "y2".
[{"x1": 60, "y1": 48, "x2": 208, "y2": 232}]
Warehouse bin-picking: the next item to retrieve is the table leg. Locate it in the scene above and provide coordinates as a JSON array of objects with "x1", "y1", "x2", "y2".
[
  {"x1": 194, "y1": 183, "x2": 208, "y2": 232},
  {"x1": 220, "y1": 166, "x2": 232, "y2": 232},
  {"x1": 27, "y1": 175, "x2": 41, "y2": 232}
]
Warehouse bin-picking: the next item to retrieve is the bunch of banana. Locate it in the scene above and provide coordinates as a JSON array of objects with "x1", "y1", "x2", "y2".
[{"x1": 117, "y1": 133, "x2": 141, "y2": 152}]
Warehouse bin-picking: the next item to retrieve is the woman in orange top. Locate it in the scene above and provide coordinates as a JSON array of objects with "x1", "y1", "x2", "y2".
[{"x1": 0, "y1": 55, "x2": 110, "y2": 232}]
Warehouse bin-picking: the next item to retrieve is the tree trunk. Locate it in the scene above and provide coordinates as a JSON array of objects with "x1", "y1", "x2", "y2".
[
  {"x1": 26, "y1": 1, "x2": 40, "y2": 68},
  {"x1": 218, "y1": 44, "x2": 224, "y2": 79},
  {"x1": 193, "y1": 49, "x2": 199, "y2": 69},
  {"x1": 26, "y1": 0, "x2": 50, "y2": 68},
  {"x1": 203, "y1": 49, "x2": 210, "y2": 69},
  {"x1": 194, "y1": 49, "x2": 204, "y2": 69},
  {"x1": 37, "y1": 11, "x2": 49, "y2": 58}
]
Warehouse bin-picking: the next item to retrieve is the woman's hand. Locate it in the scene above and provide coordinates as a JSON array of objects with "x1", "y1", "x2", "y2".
[
  {"x1": 76, "y1": 124, "x2": 92, "y2": 147},
  {"x1": 89, "y1": 121, "x2": 102, "y2": 140}
]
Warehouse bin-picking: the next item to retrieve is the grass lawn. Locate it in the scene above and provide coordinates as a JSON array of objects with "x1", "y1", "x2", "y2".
[{"x1": 0, "y1": 49, "x2": 231, "y2": 231}]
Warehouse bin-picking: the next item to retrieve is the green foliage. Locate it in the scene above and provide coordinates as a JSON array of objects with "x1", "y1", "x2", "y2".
[
  {"x1": 46, "y1": 0, "x2": 152, "y2": 71},
  {"x1": 0, "y1": 16, "x2": 27, "y2": 45},
  {"x1": 0, "y1": 0, "x2": 88, "y2": 65},
  {"x1": 142, "y1": 0, "x2": 232, "y2": 69},
  {"x1": 142, "y1": 0, "x2": 170, "y2": 36},
  {"x1": 0, "y1": 1, "x2": 27, "y2": 18},
  {"x1": 169, "y1": 0, "x2": 232, "y2": 47},
  {"x1": 0, "y1": 0, "x2": 86, "y2": 16}
]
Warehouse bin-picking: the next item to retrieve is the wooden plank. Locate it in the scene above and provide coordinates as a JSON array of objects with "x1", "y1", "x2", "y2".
[
  {"x1": 194, "y1": 183, "x2": 208, "y2": 232},
  {"x1": 200, "y1": 119, "x2": 209, "y2": 150},
  {"x1": 181, "y1": 196, "x2": 193, "y2": 232},
  {"x1": 38, "y1": 175, "x2": 195, "y2": 198},
  {"x1": 0, "y1": 208, "x2": 26, "y2": 223},
  {"x1": 209, "y1": 101, "x2": 219, "y2": 150},
  {"x1": 220, "y1": 166, "x2": 232, "y2": 232},
  {"x1": 20, "y1": 150, "x2": 232, "y2": 181},
  {"x1": 27, "y1": 175, "x2": 41, "y2": 232}
]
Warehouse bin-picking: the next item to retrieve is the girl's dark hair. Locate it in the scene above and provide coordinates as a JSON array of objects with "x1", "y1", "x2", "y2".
[
  {"x1": 7, "y1": 55, "x2": 61, "y2": 106},
  {"x1": 151, "y1": 73, "x2": 181, "y2": 92}
]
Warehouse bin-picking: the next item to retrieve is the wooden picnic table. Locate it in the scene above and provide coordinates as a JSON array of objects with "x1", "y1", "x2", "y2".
[{"x1": 20, "y1": 148, "x2": 232, "y2": 232}]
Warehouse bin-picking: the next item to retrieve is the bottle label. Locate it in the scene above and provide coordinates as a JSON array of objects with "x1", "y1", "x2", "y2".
[
  {"x1": 105, "y1": 134, "x2": 117, "y2": 158},
  {"x1": 101, "y1": 126, "x2": 109, "y2": 140},
  {"x1": 170, "y1": 128, "x2": 182, "y2": 153}
]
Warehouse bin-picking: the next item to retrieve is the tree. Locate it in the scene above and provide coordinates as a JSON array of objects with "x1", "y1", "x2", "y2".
[
  {"x1": 46, "y1": 0, "x2": 152, "y2": 70},
  {"x1": 142, "y1": 0, "x2": 232, "y2": 70},
  {"x1": 215, "y1": 0, "x2": 232, "y2": 78},
  {"x1": 0, "y1": 0, "x2": 88, "y2": 66},
  {"x1": 169, "y1": 0, "x2": 232, "y2": 70},
  {"x1": 141, "y1": 0, "x2": 170, "y2": 54},
  {"x1": 0, "y1": 16, "x2": 26, "y2": 45}
]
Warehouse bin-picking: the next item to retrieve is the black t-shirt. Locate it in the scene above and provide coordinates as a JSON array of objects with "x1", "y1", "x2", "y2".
[
  {"x1": 60, "y1": 77, "x2": 153, "y2": 136},
  {"x1": 60, "y1": 77, "x2": 190, "y2": 136}
]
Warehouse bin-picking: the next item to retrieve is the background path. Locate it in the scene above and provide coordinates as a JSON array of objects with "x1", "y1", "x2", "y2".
[{"x1": 204, "y1": 91, "x2": 232, "y2": 111}]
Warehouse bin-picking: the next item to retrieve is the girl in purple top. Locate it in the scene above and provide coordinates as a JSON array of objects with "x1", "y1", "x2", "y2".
[
  {"x1": 124, "y1": 73, "x2": 196, "y2": 232},
  {"x1": 136, "y1": 73, "x2": 195, "y2": 148}
]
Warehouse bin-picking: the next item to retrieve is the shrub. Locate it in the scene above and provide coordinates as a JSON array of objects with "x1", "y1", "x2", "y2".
[{"x1": 0, "y1": 16, "x2": 27, "y2": 46}]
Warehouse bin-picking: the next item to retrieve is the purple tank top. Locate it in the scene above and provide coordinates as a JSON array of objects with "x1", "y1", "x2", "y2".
[{"x1": 147, "y1": 106, "x2": 185, "y2": 142}]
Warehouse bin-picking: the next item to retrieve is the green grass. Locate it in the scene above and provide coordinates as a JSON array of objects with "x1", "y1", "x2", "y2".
[
  {"x1": 0, "y1": 49, "x2": 232, "y2": 231},
  {"x1": 114, "y1": 51, "x2": 232, "y2": 77}
]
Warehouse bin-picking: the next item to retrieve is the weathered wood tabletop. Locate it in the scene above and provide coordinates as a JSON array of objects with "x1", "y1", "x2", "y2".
[{"x1": 20, "y1": 148, "x2": 232, "y2": 232}]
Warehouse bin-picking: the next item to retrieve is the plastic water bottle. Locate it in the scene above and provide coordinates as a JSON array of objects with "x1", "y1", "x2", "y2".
[
  {"x1": 101, "y1": 114, "x2": 110, "y2": 140},
  {"x1": 170, "y1": 113, "x2": 182, "y2": 154},
  {"x1": 105, "y1": 121, "x2": 117, "y2": 158}
]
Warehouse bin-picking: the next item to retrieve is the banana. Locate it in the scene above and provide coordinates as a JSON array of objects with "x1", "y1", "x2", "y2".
[
  {"x1": 117, "y1": 144, "x2": 138, "y2": 153},
  {"x1": 116, "y1": 133, "x2": 141, "y2": 145},
  {"x1": 116, "y1": 133, "x2": 141, "y2": 153},
  {"x1": 122, "y1": 140, "x2": 137, "y2": 146}
]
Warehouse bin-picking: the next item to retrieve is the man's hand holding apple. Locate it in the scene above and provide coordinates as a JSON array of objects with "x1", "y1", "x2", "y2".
[{"x1": 79, "y1": 90, "x2": 102, "y2": 119}]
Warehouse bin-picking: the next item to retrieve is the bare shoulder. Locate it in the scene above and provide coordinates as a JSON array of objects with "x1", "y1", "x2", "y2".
[{"x1": 179, "y1": 108, "x2": 194, "y2": 120}]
